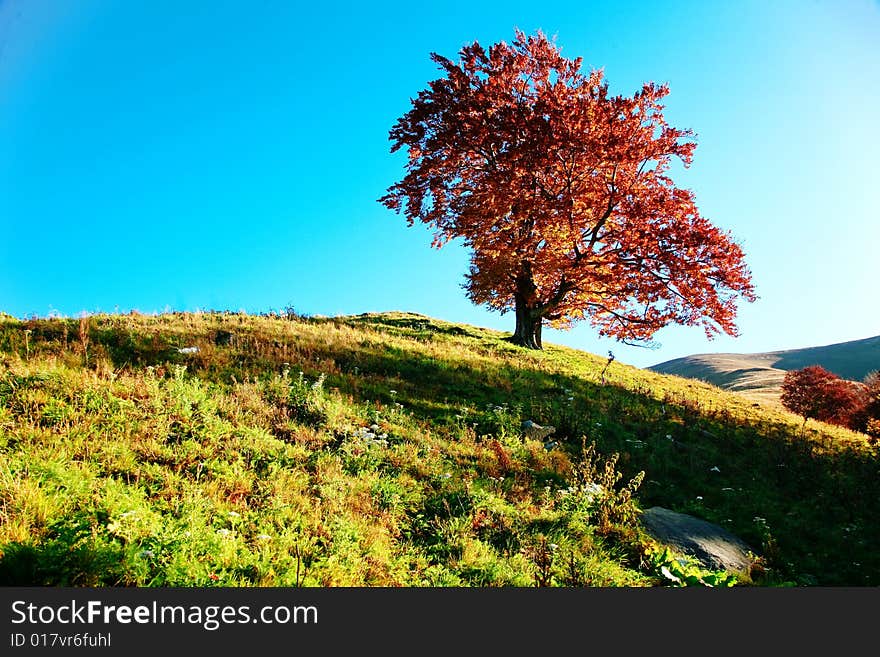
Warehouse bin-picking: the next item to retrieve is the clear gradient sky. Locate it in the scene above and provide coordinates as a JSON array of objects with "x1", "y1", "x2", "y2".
[{"x1": 1, "y1": 0, "x2": 878, "y2": 368}]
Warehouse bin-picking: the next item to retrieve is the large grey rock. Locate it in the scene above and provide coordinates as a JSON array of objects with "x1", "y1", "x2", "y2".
[{"x1": 640, "y1": 506, "x2": 757, "y2": 573}]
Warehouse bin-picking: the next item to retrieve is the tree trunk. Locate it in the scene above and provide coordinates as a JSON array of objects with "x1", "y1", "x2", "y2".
[{"x1": 511, "y1": 295, "x2": 543, "y2": 349}]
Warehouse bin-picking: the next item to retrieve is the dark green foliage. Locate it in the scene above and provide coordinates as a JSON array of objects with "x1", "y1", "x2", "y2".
[{"x1": 0, "y1": 515, "x2": 124, "y2": 586}]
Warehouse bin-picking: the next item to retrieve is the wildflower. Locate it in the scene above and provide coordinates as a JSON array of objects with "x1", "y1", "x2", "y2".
[
  {"x1": 389, "y1": 390, "x2": 398, "y2": 396},
  {"x1": 549, "y1": 543, "x2": 559, "y2": 551},
  {"x1": 216, "y1": 529, "x2": 231, "y2": 537},
  {"x1": 721, "y1": 487, "x2": 734, "y2": 492},
  {"x1": 177, "y1": 346, "x2": 199, "y2": 354},
  {"x1": 228, "y1": 511, "x2": 241, "y2": 518},
  {"x1": 695, "y1": 496, "x2": 703, "y2": 501},
  {"x1": 442, "y1": 473, "x2": 452, "y2": 479},
  {"x1": 256, "y1": 534, "x2": 272, "y2": 541},
  {"x1": 709, "y1": 466, "x2": 720, "y2": 473},
  {"x1": 138, "y1": 549, "x2": 155, "y2": 559}
]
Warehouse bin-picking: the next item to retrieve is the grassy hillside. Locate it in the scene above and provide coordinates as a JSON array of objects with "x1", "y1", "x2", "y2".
[
  {"x1": 649, "y1": 335, "x2": 880, "y2": 404},
  {"x1": 1, "y1": 311, "x2": 877, "y2": 587}
]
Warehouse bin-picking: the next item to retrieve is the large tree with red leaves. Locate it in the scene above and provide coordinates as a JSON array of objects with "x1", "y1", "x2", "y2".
[{"x1": 380, "y1": 30, "x2": 756, "y2": 349}]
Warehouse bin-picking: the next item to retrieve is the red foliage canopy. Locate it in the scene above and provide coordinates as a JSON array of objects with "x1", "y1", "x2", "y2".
[
  {"x1": 780, "y1": 365, "x2": 869, "y2": 429},
  {"x1": 380, "y1": 30, "x2": 756, "y2": 348}
]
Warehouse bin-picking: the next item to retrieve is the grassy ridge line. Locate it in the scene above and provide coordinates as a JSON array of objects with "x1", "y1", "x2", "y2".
[
  {"x1": 1, "y1": 311, "x2": 877, "y2": 586},
  {"x1": 648, "y1": 353, "x2": 787, "y2": 405}
]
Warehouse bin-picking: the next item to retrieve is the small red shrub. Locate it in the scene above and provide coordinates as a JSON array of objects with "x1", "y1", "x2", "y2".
[{"x1": 780, "y1": 366, "x2": 868, "y2": 431}]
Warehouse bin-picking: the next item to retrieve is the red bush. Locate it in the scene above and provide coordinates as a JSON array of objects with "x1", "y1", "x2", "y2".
[
  {"x1": 862, "y1": 371, "x2": 880, "y2": 438},
  {"x1": 780, "y1": 366, "x2": 869, "y2": 430}
]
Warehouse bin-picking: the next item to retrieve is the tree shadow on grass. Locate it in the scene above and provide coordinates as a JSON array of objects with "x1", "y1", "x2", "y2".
[
  {"x1": 300, "y1": 329, "x2": 880, "y2": 585},
  {"x1": 0, "y1": 517, "x2": 124, "y2": 586}
]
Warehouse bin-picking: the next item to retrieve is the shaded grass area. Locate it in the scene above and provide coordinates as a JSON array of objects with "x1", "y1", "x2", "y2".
[{"x1": 1, "y1": 311, "x2": 877, "y2": 586}]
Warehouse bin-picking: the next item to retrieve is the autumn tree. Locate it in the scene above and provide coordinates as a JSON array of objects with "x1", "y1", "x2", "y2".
[
  {"x1": 780, "y1": 366, "x2": 868, "y2": 430},
  {"x1": 863, "y1": 371, "x2": 880, "y2": 415},
  {"x1": 379, "y1": 30, "x2": 756, "y2": 349},
  {"x1": 861, "y1": 370, "x2": 880, "y2": 438}
]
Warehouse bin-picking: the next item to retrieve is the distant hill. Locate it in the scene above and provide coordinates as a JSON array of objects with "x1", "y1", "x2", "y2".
[{"x1": 649, "y1": 335, "x2": 880, "y2": 404}]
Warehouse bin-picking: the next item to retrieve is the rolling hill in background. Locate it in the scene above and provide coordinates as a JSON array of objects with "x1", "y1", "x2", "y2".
[{"x1": 649, "y1": 335, "x2": 880, "y2": 404}]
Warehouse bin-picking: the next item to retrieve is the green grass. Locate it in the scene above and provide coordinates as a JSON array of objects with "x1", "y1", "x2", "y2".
[{"x1": 1, "y1": 310, "x2": 877, "y2": 586}]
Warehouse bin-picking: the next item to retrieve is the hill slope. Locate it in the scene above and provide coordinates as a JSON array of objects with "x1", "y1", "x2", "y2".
[
  {"x1": 1, "y1": 311, "x2": 877, "y2": 586},
  {"x1": 649, "y1": 335, "x2": 880, "y2": 403}
]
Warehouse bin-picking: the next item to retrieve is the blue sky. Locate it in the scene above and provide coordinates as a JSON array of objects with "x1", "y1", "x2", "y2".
[{"x1": 1, "y1": 0, "x2": 878, "y2": 369}]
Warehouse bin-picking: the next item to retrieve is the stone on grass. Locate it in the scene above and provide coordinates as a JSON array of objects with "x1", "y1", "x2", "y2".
[
  {"x1": 521, "y1": 420, "x2": 555, "y2": 441},
  {"x1": 640, "y1": 506, "x2": 757, "y2": 574}
]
